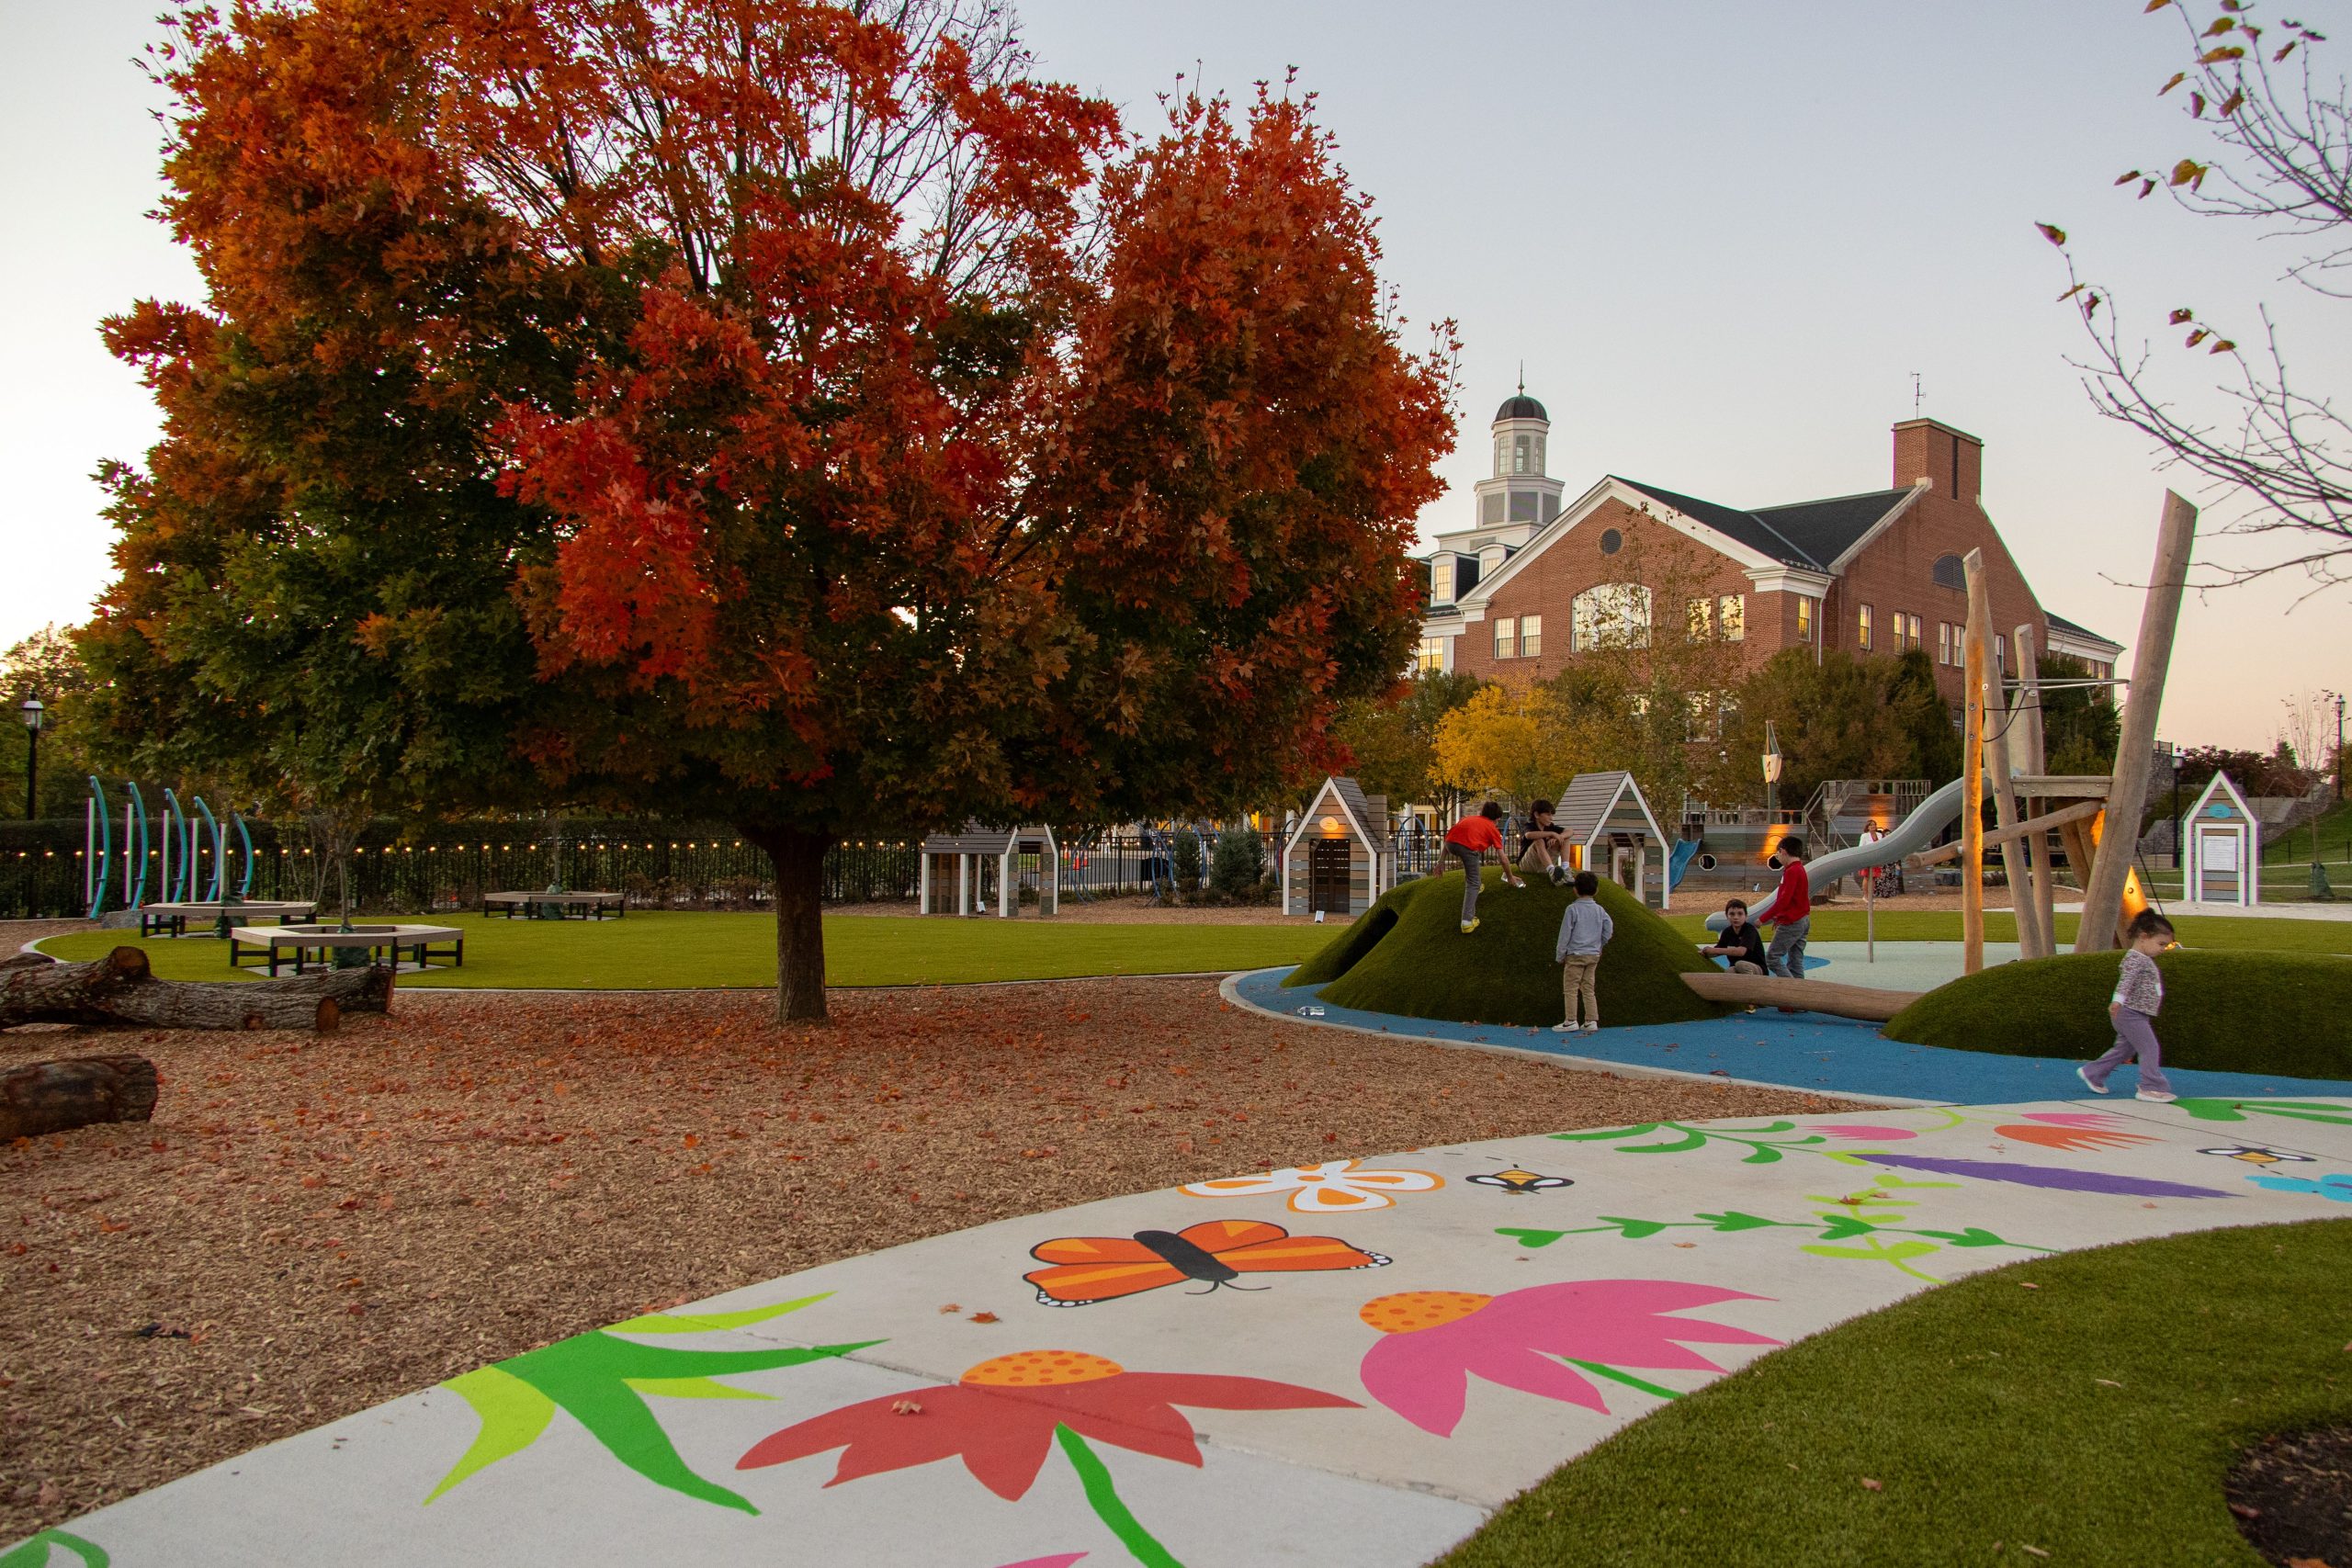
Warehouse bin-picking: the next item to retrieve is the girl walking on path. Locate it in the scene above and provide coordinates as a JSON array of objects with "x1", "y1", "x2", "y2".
[
  {"x1": 1445, "y1": 803, "x2": 1522, "y2": 934},
  {"x1": 2078, "y1": 910, "x2": 2178, "y2": 1103}
]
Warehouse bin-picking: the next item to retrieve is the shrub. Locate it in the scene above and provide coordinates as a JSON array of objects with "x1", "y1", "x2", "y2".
[
  {"x1": 1170, "y1": 828, "x2": 1204, "y2": 892},
  {"x1": 1210, "y1": 825, "x2": 1266, "y2": 899},
  {"x1": 1884, "y1": 949, "x2": 2351, "y2": 1078}
]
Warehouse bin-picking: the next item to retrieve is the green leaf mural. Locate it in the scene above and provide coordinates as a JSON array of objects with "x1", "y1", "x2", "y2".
[
  {"x1": 0, "y1": 1531, "x2": 108, "y2": 1568},
  {"x1": 2174, "y1": 1099, "x2": 2352, "y2": 1127},
  {"x1": 427, "y1": 1292, "x2": 878, "y2": 1515}
]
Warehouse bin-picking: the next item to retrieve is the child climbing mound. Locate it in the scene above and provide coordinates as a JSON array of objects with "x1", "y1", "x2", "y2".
[
  {"x1": 2078, "y1": 909, "x2": 2179, "y2": 1102},
  {"x1": 1445, "y1": 802, "x2": 1520, "y2": 934},
  {"x1": 1554, "y1": 870, "x2": 1614, "y2": 1032}
]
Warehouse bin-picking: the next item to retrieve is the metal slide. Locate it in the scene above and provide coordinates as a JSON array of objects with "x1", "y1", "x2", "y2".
[{"x1": 1702, "y1": 775, "x2": 1974, "y2": 931}]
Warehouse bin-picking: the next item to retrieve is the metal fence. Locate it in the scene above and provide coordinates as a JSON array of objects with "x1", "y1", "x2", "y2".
[{"x1": 0, "y1": 818, "x2": 1300, "y2": 919}]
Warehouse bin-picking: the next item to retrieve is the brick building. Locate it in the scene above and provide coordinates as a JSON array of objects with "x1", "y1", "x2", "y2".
[{"x1": 1417, "y1": 391, "x2": 2121, "y2": 702}]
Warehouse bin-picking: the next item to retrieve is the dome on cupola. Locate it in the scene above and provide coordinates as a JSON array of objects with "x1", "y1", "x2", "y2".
[{"x1": 1493, "y1": 392, "x2": 1548, "y2": 423}]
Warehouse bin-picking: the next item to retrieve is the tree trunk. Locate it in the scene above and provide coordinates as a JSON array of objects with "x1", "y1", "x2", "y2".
[
  {"x1": 0, "y1": 1055, "x2": 159, "y2": 1140},
  {"x1": 743, "y1": 824, "x2": 832, "y2": 1023},
  {"x1": 0, "y1": 946, "x2": 394, "y2": 1032}
]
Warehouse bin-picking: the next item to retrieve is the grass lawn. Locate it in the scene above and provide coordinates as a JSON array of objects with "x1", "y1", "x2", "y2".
[
  {"x1": 1660, "y1": 907, "x2": 2352, "y2": 955},
  {"x1": 30, "y1": 912, "x2": 1326, "y2": 989},
  {"x1": 1440, "y1": 1218, "x2": 2352, "y2": 1568},
  {"x1": 1883, "y1": 949, "x2": 2352, "y2": 1077}
]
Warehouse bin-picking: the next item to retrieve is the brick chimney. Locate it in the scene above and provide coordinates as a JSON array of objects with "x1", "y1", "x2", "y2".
[{"x1": 1892, "y1": 418, "x2": 1983, "y2": 505}]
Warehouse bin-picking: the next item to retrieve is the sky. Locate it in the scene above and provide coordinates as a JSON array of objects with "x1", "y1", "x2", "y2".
[{"x1": 2, "y1": 0, "x2": 2346, "y2": 753}]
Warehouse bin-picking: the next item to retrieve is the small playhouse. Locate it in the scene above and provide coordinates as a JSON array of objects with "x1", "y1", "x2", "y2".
[
  {"x1": 1555, "y1": 770, "x2": 1672, "y2": 910},
  {"x1": 1282, "y1": 777, "x2": 1392, "y2": 919},
  {"x1": 918, "y1": 824, "x2": 1059, "y2": 917},
  {"x1": 2183, "y1": 770, "x2": 2259, "y2": 907}
]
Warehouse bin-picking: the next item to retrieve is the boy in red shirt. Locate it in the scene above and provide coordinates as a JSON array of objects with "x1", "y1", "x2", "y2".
[
  {"x1": 1767, "y1": 838, "x2": 1811, "y2": 980},
  {"x1": 1444, "y1": 802, "x2": 1522, "y2": 933}
]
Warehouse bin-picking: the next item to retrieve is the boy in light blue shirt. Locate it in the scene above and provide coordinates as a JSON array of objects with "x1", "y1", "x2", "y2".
[{"x1": 1554, "y1": 870, "x2": 1614, "y2": 1033}]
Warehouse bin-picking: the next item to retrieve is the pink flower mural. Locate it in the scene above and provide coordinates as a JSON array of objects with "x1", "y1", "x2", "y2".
[
  {"x1": 1355, "y1": 1280, "x2": 1779, "y2": 1437},
  {"x1": 1813, "y1": 1125, "x2": 1919, "y2": 1142}
]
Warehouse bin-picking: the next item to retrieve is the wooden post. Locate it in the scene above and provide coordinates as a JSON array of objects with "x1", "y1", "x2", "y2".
[
  {"x1": 1964, "y1": 551, "x2": 2033, "y2": 966},
  {"x1": 2009, "y1": 623, "x2": 2054, "y2": 959},
  {"x1": 1961, "y1": 560, "x2": 1987, "y2": 976},
  {"x1": 2075, "y1": 491, "x2": 2198, "y2": 952}
]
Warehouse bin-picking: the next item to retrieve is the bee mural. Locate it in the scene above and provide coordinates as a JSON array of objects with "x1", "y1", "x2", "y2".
[
  {"x1": 1466, "y1": 1164, "x2": 1575, "y2": 1195},
  {"x1": 2199, "y1": 1145, "x2": 2317, "y2": 1168}
]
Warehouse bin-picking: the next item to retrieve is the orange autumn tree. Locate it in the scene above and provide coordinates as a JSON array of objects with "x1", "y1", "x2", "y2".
[{"x1": 109, "y1": 1, "x2": 1453, "y2": 1022}]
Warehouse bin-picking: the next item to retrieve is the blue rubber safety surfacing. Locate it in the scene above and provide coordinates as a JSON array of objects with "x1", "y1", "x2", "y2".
[{"x1": 1230, "y1": 966, "x2": 2352, "y2": 1106}]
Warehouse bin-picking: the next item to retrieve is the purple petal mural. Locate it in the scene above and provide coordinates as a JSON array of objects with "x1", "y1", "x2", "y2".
[{"x1": 1853, "y1": 1152, "x2": 2232, "y2": 1199}]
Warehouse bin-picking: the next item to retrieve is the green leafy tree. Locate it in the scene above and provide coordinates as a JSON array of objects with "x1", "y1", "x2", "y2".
[
  {"x1": 2041, "y1": 656, "x2": 2123, "y2": 778},
  {"x1": 1330, "y1": 670, "x2": 1483, "y2": 807},
  {"x1": 1210, "y1": 822, "x2": 1267, "y2": 899},
  {"x1": 2, "y1": 626, "x2": 99, "y2": 819},
  {"x1": 1715, "y1": 648, "x2": 1961, "y2": 806}
]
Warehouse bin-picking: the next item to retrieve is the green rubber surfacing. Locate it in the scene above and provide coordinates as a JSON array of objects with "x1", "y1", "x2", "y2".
[{"x1": 1284, "y1": 870, "x2": 1731, "y2": 1029}]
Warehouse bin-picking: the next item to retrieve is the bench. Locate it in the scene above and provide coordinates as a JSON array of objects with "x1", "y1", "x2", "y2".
[
  {"x1": 229, "y1": 924, "x2": 465, "y2": 977},
  {"x1": 482, "y1": 891, "x2": 626, "y2": 921},
  {"x1": 140, "y1": 901, "x2": 317, "y2": 939}
]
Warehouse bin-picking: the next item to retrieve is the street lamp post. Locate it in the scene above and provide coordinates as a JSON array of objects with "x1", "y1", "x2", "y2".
[{"x1": 17, "y1": 697, "x2": 42, "y2": 820}]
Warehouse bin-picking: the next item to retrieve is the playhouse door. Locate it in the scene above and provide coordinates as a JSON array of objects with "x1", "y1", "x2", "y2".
[
  {"x1": 2197, "y1": 827, "x2": 2241, "y2": 904},
  {"x1": 1308, "y1": 840, "x2": 1351, "y2": 914}
]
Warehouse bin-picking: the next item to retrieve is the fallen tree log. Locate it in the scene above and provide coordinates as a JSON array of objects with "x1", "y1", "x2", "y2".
[
  {"x1": 0, "y1": 946, "x2": 394, "y2": 1033},
  {"x1": 1680, "y1": 970, "x2": 1923, "y2": 1023},
  {"x1": 0, "y1": 1055, "x2": 158, "y2": 1140}
]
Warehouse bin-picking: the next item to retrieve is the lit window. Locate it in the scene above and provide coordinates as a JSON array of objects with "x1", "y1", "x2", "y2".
[
  {"x1": 1430, "y1": 556, "x2": 1454, "y2": 604},
  {"x1": 1908, "y1": 614, "x2": 1924, "y2": 651},
  {"x1": 1796, "y1": 597, "x2": 1814, "y2": 643},
  {"x1": 1573, "y1": 584, "x2": 1651, "y2": 649},
  {"x1": 1686, "y1": 597, "x2": 1713, "y2": 642},
  {"x1": 1494, "y1": 616, "x2": 1517, "y2": 660},
  {"x1": 1416, "y1": 637, "x2": 1445, "y2": 673},
  {"x1": 1520, "y1": 615, "x2": 1543, "y2": 658},
  {"x1": 1858, "y1": 604, "x2": 1873, "y2": 651},
  {"x1": 1718, "y1": 594, "x2": 1744, "y2": 642},
  {"x1": 1685, "y1": 692, "x2": 1715, "y2": 741},
  {"x1": 1938, "y1": 621, "x2": 1952, "y2": 666}
]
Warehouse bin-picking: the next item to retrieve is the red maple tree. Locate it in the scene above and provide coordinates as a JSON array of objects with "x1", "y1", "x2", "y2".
[{"x1": 100, "y1": 0, "x2": 1454, "y2": 1021}]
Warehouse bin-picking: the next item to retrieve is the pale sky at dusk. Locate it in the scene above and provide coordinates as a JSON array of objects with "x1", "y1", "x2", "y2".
[{"x1": 3, "y1": 0, "x2": 2346, "y2": 752}]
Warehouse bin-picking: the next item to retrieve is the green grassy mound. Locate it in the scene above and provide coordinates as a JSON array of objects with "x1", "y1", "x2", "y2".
[
  {"x1": 1884, "y1": 949, "x2": 2352, "y2": 1079},
  {"x1": 1283, "y1": 870, "x2": 1730, "y2": 1029},
  {"x1": 1440, "y1": 1218, "x2": 2352, "y2": 1567}
]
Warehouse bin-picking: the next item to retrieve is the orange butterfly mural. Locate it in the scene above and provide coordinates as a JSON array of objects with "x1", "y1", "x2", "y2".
[{"x1": 1024, "y1": 1219, "x2": 1390, "y2": 1307}]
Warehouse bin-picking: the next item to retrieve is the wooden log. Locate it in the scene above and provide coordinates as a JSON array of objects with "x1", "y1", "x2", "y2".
[
  {"x1": 0, "y1": 1055, "x2": 158, "y2": 1140},
  {"x1": 2010, "y1": 623, "x2": 2056, "y2": 960},
  {"x1": 0, "y1": 947, "x2": 393, "y2": 1032},
  {"x1": 1914, "y1": 801, "x2": 2108, "y2": 865},
  {"x1": 1961, "y1": 554, "x2": 1987, "y2": 976},
  {"x1": 1967, "y1": 551, "x2": 2042, "y2": 962},
  {"x1": 2010, "y1": 776, "x2": 2112, "y2": 798},
  {"x1": 2076, "y1": 491, "x2": 2197, "y2": 953},
  {"x1": 1679, "y1": 970, "x2": 1923, "y2": 1023}
]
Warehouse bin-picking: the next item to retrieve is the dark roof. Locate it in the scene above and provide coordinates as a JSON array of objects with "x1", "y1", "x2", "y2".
[
  {"x1": 2042, "y1": 611, "x2": 2120, "y2": 649},
  {"x1": 1612, "y1": 479, "x2": 1913, "y2": 571},
  {"x1": 1494, "y1": 393, "x2": 1548, "y2": 423}
]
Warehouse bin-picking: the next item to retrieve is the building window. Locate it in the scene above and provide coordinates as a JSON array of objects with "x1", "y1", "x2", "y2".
[
  {"x1": 1857, "y1": 604, "x2": 1873, "y2": 652},
  {"x1": 1513, "y1": 434, "x2": 1532, "y2": 474},
  {"x1": 1718, "y1": 594, "x2": 1744, "y2": 642},
  {"x1": 1494, "y1": 435, "x2": 1509, "y2": 477},
  {"x1": 1599, "y1": 527, "x2": 1623, "y2": 556},
  {"x1": 1416, "y1": 637, "x2": 1445, "y2": 673},
  {"x1": 1520, "y1": 615, "x2": 1544, "y2": 659},
  {"x1": 1796, "y1": 597, "x2": 1814, "y2": 643},
  {"x1": 1685, "y1": 692, "x2": 1715, "y2": 741},
  {"x1": 1430, "y1": 557, "x2": 1454, "y2": 604},
  {"x1": 1932, "y1": 554, "x2": 1966, "y2": 591},
  {"x1": 1573, "y1": 584, "x2": 1651, "y2": 649},
  {"x1": 1905, "y1": 613, "x2": 1923, "y2": 651},
  {"x1": 1938, "y1": 621, "x2": 1952, "y2": 666},
  {"x1": 1493, "y1": 616, "x2": 1517, "y2": 660},
  {"x1": 1532, "y1": 434, "x2": 1546, "y2": 475},
  {"x1": 1686, "y1": 597, "x2": 1713, "y2": 642}
]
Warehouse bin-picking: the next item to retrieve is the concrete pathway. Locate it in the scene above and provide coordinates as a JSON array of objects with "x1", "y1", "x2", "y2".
[
  {"x1": 18, "y1": 1096, "x2": 2352, "y2": 1568},
  {"x1": 1229, "y1": 966, "x2": 2352, "y2": 1107}
]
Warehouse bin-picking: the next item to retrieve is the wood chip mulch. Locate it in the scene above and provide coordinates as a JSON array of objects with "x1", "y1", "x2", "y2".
[
  {"x1": 2228, "y1": 1424, "x2": 2352, "y2": 1567},
  {"x1": 0, "y1": 976, "x2": 1849, "y2": 1542}
]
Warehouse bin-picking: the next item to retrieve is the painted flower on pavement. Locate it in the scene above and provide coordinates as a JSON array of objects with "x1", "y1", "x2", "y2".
[
  {"x1": 2249, "y1": 1172, "x2": 2352, "y2": 1203},
  {"x1": 1994, "y1": 1122, "x2": 2155, "y2": 1153},
  {"x1": 2020, "y1": 1112, "x2": 2128, "y2": 1129},
  {"x1": 1182, "y1": 1159, "x2": 1442, "y2": 1213},
  {"x1": 739, "y1": 1349, "x2": 1357, "y2": 1564},
  {"x1": 1356, "y1": 1280, "x2": 1779, "y2": 1438},
  {"x1": 1813, "y1": 1125, "x2": 1917, "y2": 1142}
]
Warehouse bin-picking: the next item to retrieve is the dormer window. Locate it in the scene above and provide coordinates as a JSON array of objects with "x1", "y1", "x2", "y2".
[{"x1": 1430, "y1": 555, "x2": 1455, "y2": 604}]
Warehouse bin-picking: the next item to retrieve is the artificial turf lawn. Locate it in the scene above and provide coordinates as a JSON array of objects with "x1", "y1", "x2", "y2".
[
  {"x1": 1659, "y1": 907, "x2": 2352, "y2": 955},
  {"x1": 31, "y1": 913, "x2": 1326, "y2": 990},
  {"x1": 1440, "y1": 1217, "x2": 2352, "y2": 1568},
  {"x1": 1882, "y1": 948, "x2": 2352, "y2": 1078},
  {"x1": 1284, "y1": 870, "x2": 1730, "y2": 1029}
]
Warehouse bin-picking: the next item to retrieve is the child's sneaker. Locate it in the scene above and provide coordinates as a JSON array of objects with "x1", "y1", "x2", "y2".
[
  {"x1": 1551, "y1": 1021, "x2": 1576, "y2": 1033},
  {"x1": 1549, "y1": 864, "x2": 1568, "y2": 886},
  {"x1": 1460, "y1": 918, "x2": 1480, "y2": 935},
  {"x1": 2135, "y1": 1089, "x2": 2177, "y2": 1103},
  {"x1": 1503, "y1": 874, "x2": 1526, "y2": 889},
  {"x1": 1582, "y1": 1021, "x2": 1600, "y2": 1033},
  {"x1": 2075, "y1": 1065, "x2": 2109, "y2": 1096}
]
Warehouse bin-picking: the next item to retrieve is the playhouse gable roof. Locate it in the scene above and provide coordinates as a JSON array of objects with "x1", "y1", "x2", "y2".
[
  {"x1": 1554, "y1": 771, "x2": 1667, "y2": 852},
  {"x1": 2187, "y1": 770, "x2": 2255, "y2": 825}
]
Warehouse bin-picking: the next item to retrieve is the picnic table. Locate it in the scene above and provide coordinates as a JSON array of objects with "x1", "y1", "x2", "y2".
[
  {"x1": 139, "y1": 900, "x2": 318, "y2": 938},
  {"x1": 482, "y1": 890, "x2": 626, "y2": 920},
  {"x1": 229, "y1": 923, "x2": 465, "y2": 977}
]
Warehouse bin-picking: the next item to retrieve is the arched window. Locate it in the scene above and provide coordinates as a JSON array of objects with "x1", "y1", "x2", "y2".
[
  {"x1": 1495, "y1": 435, "x2": 1510, "y2": 477},
  {"x1": 1931, "y1": 554, "x2": 1965, "y2": 591},
  {"x1": 1513, "y1": 434, "x2": 1532, "y2": 474},
  {"x1": 1573, "y1": 583, "x2": 1651, "y2": 649}
]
